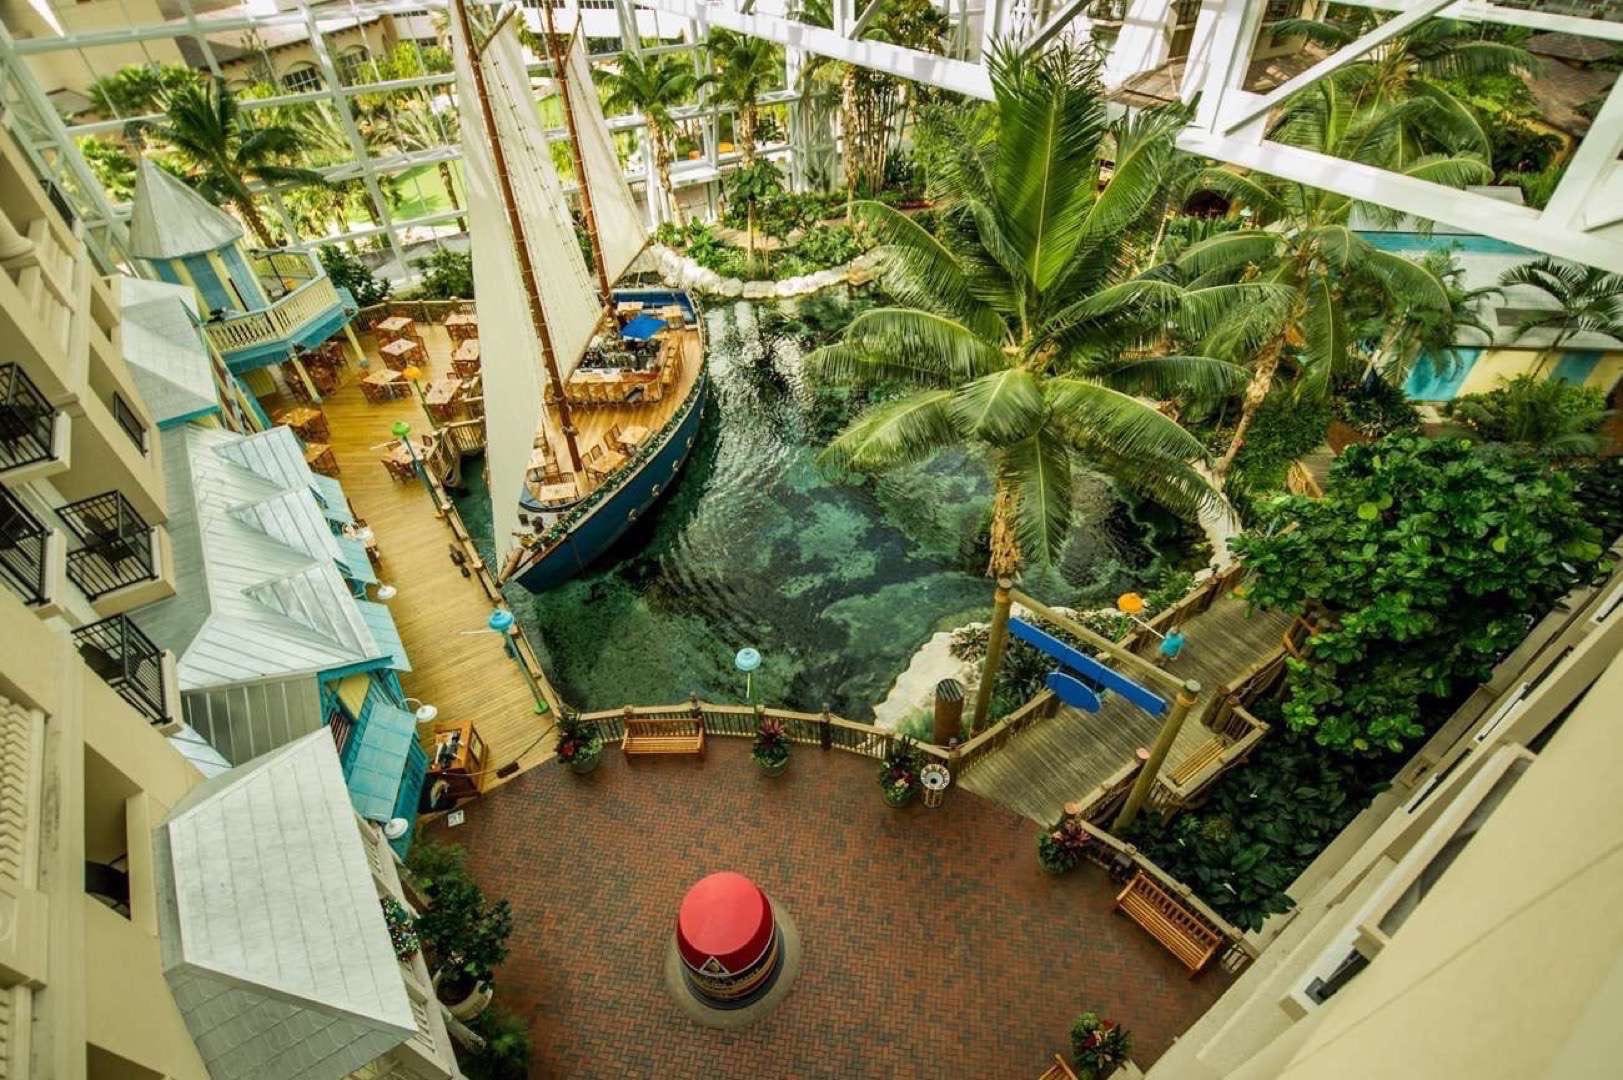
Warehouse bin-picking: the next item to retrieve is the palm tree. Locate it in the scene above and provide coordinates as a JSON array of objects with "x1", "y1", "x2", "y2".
[
  {"x1": 1448, "y1": 374, "x2": 1610, "y2": 456},
  {"x1": 1499, "y1": 256, "x2": 1623, "y2": 369},
  {"x1": 796, "y1": 0, "x2": 946, "y2": 213},
  {"x1": 155, "y1": 78, "x2": 326, "y2": 247},
  {"x1": 1274, "y1": 12, "x2": 1535, "y2": 161},
  {"x1": 1183, "y1": 82, "x2": 1489, "y2": 477},
  {"x1": 808, "y1": 46, "x2": 1255, "y2": 579},
  {"x1": 1367, "y1": 248, "x2": 1500, "y2": 387},
  {"x1": 598, "y1": 54, "x2": 696, "y2": 226},
  {"x1": 701, "y1": 29, "x2": 780, "y2": 166}
]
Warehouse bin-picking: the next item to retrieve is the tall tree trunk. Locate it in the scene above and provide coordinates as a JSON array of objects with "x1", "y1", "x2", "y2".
[
  {"x1": 653, "y1": 123, "x2": 683, "y2": 227},
  {"x1": 1214, "y1": 335, "x2": 1286, "y2": 479},
  {"x1": 840, "y1": 66, "x2": 859, "y2": 220},
  {"x1": 438, "y1": 161, "x2": 461, "y2": 211},
  {"x1": 234, "y1": 194, "x2": 275, "y2": 248},
  {"x1": 739, "y1": 103, "x2": 757, "y2": 166},
  {"x1": 987, "y1": 482, "x2": 1023, "y2": 580}
]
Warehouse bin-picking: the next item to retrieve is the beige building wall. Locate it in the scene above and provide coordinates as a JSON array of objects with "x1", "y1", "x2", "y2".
[
  {"x1": 1, "y1": 0, "x2": 184, "y2": 97},
  {"x1": 1148, "y1": 564, "x2": 1623, "y2": 1080}
]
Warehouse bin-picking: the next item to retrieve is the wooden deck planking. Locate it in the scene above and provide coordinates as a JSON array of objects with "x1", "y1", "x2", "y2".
[
  {"x1": 959, "y1": 596, "x2": 1294, "y2": 825},
  {"x1": 263, "y1": 323, "x2": 557, "y2": 788},
  {"x1": 535, "y1": 327, "x2": 702, "y2": 491}
]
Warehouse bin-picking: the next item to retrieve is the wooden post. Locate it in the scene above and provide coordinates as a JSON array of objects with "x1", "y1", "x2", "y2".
[
  {"x1": 933, "y1": 678, "x2": 965, "y2": 745},
  {"x1": 342, "y1": 322, "x2": 367, "y2": 368},
  {"x1": 1113, "y1": 680, "x2": 1202, "y2": 833},
  {"x1": 970, "y1": 577, "x2": 1015, "y2": 732},
  {"x1": 289, "y1": 354, "x2": 322, "y2": 403},
  {"x1": 820, "y1": 704, "x2": 832, "y2": 750}
]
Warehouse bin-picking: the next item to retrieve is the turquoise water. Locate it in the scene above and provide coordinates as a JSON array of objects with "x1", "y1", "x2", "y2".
[
  {"x1": 1358, "y1": 231, "x2": 1534, "y2": 256},
  {"x1": 455, "y1": 300, "x2": 1198, "y2": 719}
]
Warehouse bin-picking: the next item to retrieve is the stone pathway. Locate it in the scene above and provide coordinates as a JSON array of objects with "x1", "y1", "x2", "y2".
[{"x1": 429, "y1": 739, "x2": 1229, "y2": 1078}]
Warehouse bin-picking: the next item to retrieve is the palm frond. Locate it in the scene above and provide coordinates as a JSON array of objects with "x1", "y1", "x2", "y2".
[
  {"x1": 1094, "y1": 354, "x2": 1248, "y2": 406},
  {"x1": 1175, "y1": 230, "x2": 1281, "y2": 277},
  {"x1": 1298, "y1": 273, "x2": 1347, "y2": 402},
  {"x1": 1044, "y1": 377, "x2": 1207, "y2": 462},
  {"x1": 819, "y1": 390, "x2": 960, "y2": 472},
  {"x1": 998, "y1": 426, "x2": 1074, "y2": 567},
  {"x1": 838, "y1": 308, "x2": 1006, "y2": 381},
  {"x1": 856, "y1": 201, "x2": 1005, "y2": 340},
  {"x1": 950, "y1": 368, "x2": 1045, "y2": 445},
  {"x1": 1365, "y1": 249, "x2": 1451, "y2": 312}
]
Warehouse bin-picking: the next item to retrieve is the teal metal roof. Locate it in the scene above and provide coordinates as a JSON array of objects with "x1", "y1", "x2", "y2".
[
  {"x1": 356, "y1": 600, "x2": 410, "y2": 672},
  {"x1": 337, "y1": 535, "x2": 377, "y2": 586},
  {"x1": 344, "y1": 701, "x2": 418, "y2": 821},
  {"x1": 311, "y1": 474, "x2": 354, "y2": 525}
]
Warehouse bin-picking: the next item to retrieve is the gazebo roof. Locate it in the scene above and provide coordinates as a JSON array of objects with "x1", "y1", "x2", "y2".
[{"x1": 129, "y1": 157, "x2": 244, "y2": 259}]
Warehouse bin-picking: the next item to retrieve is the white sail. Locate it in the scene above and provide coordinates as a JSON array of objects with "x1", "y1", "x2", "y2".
[
  {"x1": 451, "y1": 6, "x2": 600, "y2": 569},
  {"x1": 563, "y1": 33, "x2": 648, "y2": 283}
]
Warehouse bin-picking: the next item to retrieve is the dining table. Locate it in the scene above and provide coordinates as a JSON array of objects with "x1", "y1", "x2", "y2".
[
  {"x1": 376, "y1": 315, "x2": 419, "y2": 342},
  {"x1": 277, "y1": 405, "x2": 327, "y2": 441},
  {"x1": 303, "y1": 442, "x2": 338, "y2": 476},
  {"x1": 618, "y1": 424, "x2": 650, "y2": 451},
  {"x1": 445, "y1": 311, "x2": 479, "y2": 342},
  {"x1": 379, "y1": 337, "x2": 423, "y2": 370},
  {"x1": 424, "y1": 375, "x2": 463, "y2": 421},
  {"x1": 532, "y1": 477, "x2": 580, "y2": 506}
]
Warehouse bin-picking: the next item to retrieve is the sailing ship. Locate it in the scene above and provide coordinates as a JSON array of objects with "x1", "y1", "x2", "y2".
[{"x1": 450, "y1": 0, "x2": 707, "y2": 593}]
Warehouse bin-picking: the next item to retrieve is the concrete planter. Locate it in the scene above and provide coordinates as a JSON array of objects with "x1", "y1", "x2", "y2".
[
  {"x1": 566, "y1": 742, "x2": 603, "y2": 775},
  {"x1": 755, "y1": 755, "x2": 790, "y2": 777}
]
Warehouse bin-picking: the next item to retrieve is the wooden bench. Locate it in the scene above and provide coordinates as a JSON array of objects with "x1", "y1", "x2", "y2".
[
  {"x1": 1114, "y1": 870, "x2": 1223, "y2": 975},
  {"x1": 1038, "y1": 1054, "x2": 1079, "y2": 1080},
  {"x1": 622, "y1": 717, "x2": 705, "y2": 758}
]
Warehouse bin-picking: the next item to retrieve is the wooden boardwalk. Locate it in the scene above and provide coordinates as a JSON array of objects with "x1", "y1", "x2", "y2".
[
  {"x1": 958, "y1": 595, "x2": 1293, "y2": 825},
  {"x1": 262, "y1": 322, "x2": 558, "y2": 787}
]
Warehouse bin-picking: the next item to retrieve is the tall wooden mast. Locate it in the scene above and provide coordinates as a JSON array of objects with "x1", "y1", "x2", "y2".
[
  {"x1": 453, "y1": 0, "x2": 582, "y2": 473},
  {"x1": 541, "y1": 5, "x2": 613, "y2": 310}
]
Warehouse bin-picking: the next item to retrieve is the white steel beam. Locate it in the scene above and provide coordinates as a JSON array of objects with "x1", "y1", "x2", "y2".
[
  {"x1": 848, "y1": 0, "x2": 886, "y2": 40},
  {"x1": 1176, "y1": 129, "x2": 1623, "y2": 273},
  {"x1": 635, "y1": 0, "x2": 996, "y2": 98},
  {"x1": 1329, "y1": 0, "x2": 1623, "y2": 43},
  {"x1": 1024, "y1": 0, "x2": 1096, "y2": 52},
  {"x1": 1218, "y1": 0, "x2": 1452, "y2": 135}
]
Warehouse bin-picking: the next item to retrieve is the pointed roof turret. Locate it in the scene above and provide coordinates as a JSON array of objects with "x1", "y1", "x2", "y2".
[{"x1": 129, "y1": 156, "x2": 244, "y2": 259}]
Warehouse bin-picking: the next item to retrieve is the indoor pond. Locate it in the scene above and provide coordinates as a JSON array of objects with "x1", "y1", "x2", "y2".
[{"x1": 454, "y1": 299, "x2": 1204, "y2": 720}]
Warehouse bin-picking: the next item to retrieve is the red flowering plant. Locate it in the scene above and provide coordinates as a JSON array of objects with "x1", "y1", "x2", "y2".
[
  {"x1": 554, "y1": 711, "x2": 603, "y2": 766},
  {"x1": 1070, "y1": 1012, "x2": 1131, "y2": 1079},
  {"x1": 752, "y1": 716, "x2": 791, "y2": 771},
  {"x1": 1037, "y1": 812, "x2": 1092, "y2": 874},
  {"x1": 878, "y1": 735, "x2": 923, "y2": 806}
]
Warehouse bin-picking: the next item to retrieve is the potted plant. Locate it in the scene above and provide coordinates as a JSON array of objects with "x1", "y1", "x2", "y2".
[
  {"x1": 381, "y1": 896, "x2": 420, "y2": 961},
  {"x1": 415, "y1": 876, "x2": 513, "y2": 1021},
  {"x1": 878, "y1": 736, "x2": 922, "y2": 807},
  {"x1": 1037, "y1": 814, "x2": 1092, "y2": 875},
  {"x1": 555, "y1": 710, "x2": 604, "y2": 774},
  {"x1": 1070, "y1": 1013, "x2": 1131, "y2": 1080},
  {"x1": 752, "y1": 716, "x2": 791, "y2": 776},
  {"x1": 460, "y1": 1004, "x2": 533, "y2": 1080}
]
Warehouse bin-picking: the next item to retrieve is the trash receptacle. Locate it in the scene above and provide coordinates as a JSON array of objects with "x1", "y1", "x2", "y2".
[{"x1": 920, "y1": 763, "x2": 951, "y2": 809}]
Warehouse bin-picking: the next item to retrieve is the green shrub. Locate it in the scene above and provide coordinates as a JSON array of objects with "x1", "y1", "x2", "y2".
[
  {"x1": 459, "y1": 1005, "x2": 533, "y2": 1080},
  {"x1": 318, "y1": 244, "x2": 391, "y2": 306},
  {"x1": 413, "y1": 247, "x2": 474, "y2": 299},
  {"x1": 1447, "y1": 374, "x2": 1609, "y2": 456},
  {"x1": 1128, "y1": 721, "x2": 1393, "y2": 931},
  {"x1": 1233, "y1": 436, "x2": 1607, "y2": 753},
  {"x1": 1335, "y1": 376, "x2": 1420, "y2": 439},
  {"x1": 1227, "y1": 393, "x2": 1333, "y2": 499}
]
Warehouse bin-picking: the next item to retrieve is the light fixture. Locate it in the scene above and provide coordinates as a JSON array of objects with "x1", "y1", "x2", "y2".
[
  {"x1": 383, "y1": 817, "x2": 410, "y2": 840},
  {"x1": 376, "y1": 583, "x2": 398, "y2": 601},
  {"x1": 415, "y1": 703, "x2": 439, "y2": 723}
]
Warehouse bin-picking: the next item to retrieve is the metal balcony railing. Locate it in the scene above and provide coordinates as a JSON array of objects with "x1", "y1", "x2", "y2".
[
  {"x1": 0, "y1": 363, "x2": 58, "y2": 471},
  {"x1": 72, "y1": 615, "x2": 168, "y2": 725},
  {"x1": 111, "y1": 392, "x2": 147, "y2": 454},
  {"x1": 57, "y1": 491, "x2": 157, "y2": 601},
  {"x1": 0, "y1": 484, "x2": 50, "y2": 606}
]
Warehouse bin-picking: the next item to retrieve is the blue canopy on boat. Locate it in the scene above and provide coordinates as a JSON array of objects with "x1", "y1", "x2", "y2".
[{"x1": 621, "y1": 314, "x2": 664, "y2": 341}]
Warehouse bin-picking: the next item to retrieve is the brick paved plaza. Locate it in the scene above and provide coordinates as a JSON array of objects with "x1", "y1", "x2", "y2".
[{"x1": 429, "y1": 738, "x2": 1228, "y2": 1078}]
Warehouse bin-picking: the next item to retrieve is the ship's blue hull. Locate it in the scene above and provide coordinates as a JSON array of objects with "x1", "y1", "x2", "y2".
[{"x1": 509, "y1": 289, "x2": 706, "y2": 593}]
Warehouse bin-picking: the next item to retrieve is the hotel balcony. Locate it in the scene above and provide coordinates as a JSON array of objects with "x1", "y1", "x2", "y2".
[
  {"x1": 0, "y1": 482, "x2": 66, "y2": 615},
  {"x1": 56, "y1": 489, "x2": 174, "y2": 615},
  {"x1": 204, "y1": 250, "x2": 356, "y2": 374},
  {"x1": 71, "y1": 613, "x2": 180, "y2": 730},
  {"x1": 0, "y1": 361, "x2": 69, "y2": 484}
]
